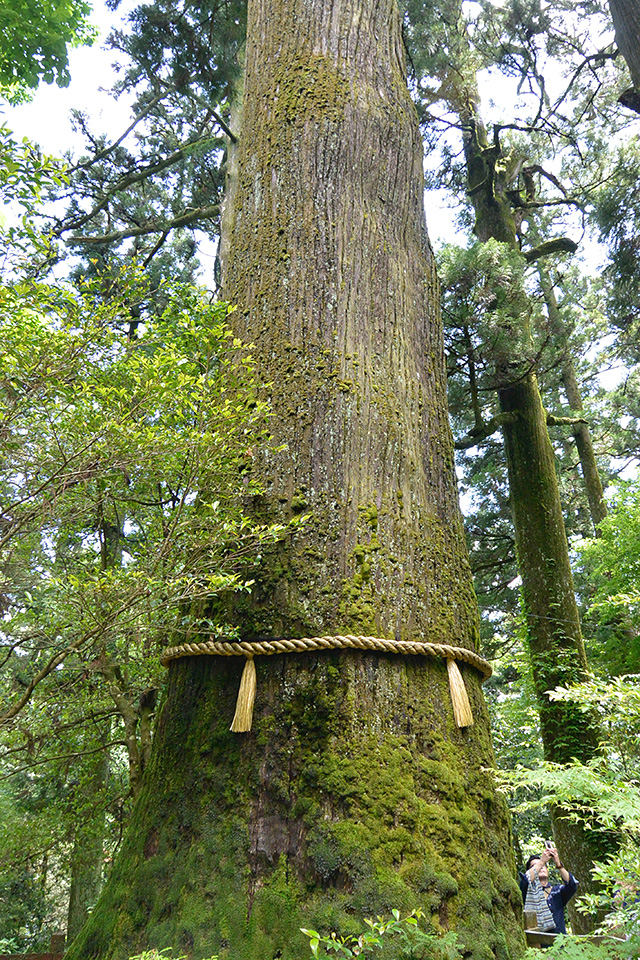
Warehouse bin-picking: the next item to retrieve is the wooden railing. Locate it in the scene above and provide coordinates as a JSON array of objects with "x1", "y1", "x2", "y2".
[
  {"x1": 0, "y1": 933, "x2": 65, "y2": 960},
  {"x1": 524, "y1": 911, "x2": 628, "y2": 950}
]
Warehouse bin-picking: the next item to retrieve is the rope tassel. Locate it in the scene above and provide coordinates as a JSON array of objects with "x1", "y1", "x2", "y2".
[
  {"x1": 446, "y1": 658, "x2": 474, "y2": 728},
  {"x1": 161, "y1": 635, "x2": 491, "y2": 734},
  {"x1": 230, "y1": 655, "x2": 256, "y2": 732}
]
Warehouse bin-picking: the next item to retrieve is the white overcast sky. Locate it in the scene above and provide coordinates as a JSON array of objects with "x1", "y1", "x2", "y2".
[{"x1": 3, "y1": 1, "x2": 134, "y2": 155}]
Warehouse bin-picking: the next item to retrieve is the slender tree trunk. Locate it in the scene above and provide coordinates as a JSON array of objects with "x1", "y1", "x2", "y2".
[
  {"x1": 538, "y1": 273, "x2": 639, "y2": 670},
  {"x1": 65, "y1": 1, "x2": 525, "y2": 957},
  {"x1": 538, "y1": 270, "x2": 607, "y2": 532},
  {"x1": 66, "y1": 746, "x2": 108, "y2": 944},
  {"x1": 463, "y1": 113, "x2": 609, "y2": 932}
]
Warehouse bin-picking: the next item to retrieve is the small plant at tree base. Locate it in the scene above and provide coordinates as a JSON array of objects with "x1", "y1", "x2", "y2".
[
  {"x1": 129, "y1": 952, "x2": 185, "y2": 960},
  {"x1": 0, "y1": 940, "x2": 21, "y2": 953},
  {"x1": 128, "y1": 951, "x2": 219, "y2": 960},
  {"x1": 525, "y1": 934, "x2": 640, "y2": 960},
  {"x1": 302, "y1": 909, "x2": 465, "y2": 959}
]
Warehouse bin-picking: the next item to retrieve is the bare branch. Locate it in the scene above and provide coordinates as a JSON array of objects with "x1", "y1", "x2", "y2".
[
  {"x1": 66, "y1": 204, "x2": 220, "y2": 246},
  {"x1": 524, "y1": 238, "x2": 578, "y2": 263},
  {"x1": 454, "y1": 412, "x2": 519, "y2": 450}
]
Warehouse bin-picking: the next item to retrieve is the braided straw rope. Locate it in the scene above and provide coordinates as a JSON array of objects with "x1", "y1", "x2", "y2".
[
  {"x1": 161, "y1": 634, "x2": 492, "y2": 678},
  {"x1": 161, "y1": 634, "x2": 491, "y2": 733}
]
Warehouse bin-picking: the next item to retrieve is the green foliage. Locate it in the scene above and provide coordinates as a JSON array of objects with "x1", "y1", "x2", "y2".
[
  {"x1": 578, "y1": 482, "x2": 640, "y2": 669},
  {"x1": 0, "y1": 262, "x2": 295, "y2": 939},
  {"x1": 0, "y1": 0, "x2": 96, "y2": 97},
  {"x1": 0, "y1": 124, "x2": 67, "y2": 273},
  {"x1": 0, "y1": 265, "x2": 285, "y2": 721},
  {"x1": 592, "y1": 142, "x2": 640, "y2": 351},
  {"x1": 128, "y1": 952, "x2": 218, "y2": 960},
  {"x1": 0, "y1": 866, "x2": 49, "y2": 952},
  {"x1": 484, "y1": 641, "x2": 551, "y2": 854},
  {"x1": 46, "y1": 0, "x2": 248, "y2": 272},
  {"x1": 441, "y1": 239, "x2": 533, "y2": 380},
  {"x1": 585, "y1": 846, "x2": 640, "y2": 943},
  {"x1": 0, "y1": 125, "x2": 66, "y2": 210},
  {"x1": 501, "y1": 754, "x2": 640, "y2": 835},
  {"x1": 525, "y1": 934, "x2": 639, "y2": 960},
  {"x1": 302, "y1": 910, "x2": 465, "y2": 960}
]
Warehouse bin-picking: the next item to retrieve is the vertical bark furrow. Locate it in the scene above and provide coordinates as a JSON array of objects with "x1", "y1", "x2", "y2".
[{"x1": 225, "y1": 0, "x2": 473, "y2": 641}]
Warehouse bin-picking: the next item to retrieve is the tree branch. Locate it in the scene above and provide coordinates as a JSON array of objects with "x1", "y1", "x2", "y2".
[
  {"x1": 454, "y1": 412, "x2": 519, "y2": 450},
  {"x1": 65, "y1": 88, "x2": 175, "y2": 174},
  {"x1": 66, "y1": 204, "x2": 220, "y2": 246},
  {"x1": 0, "y1": 589, "x2": 148, "y2": 724},
  {"x1": 59, "y1": 134, "x2": 221, "y2": 234},
  {"x1": 546, "y1": 413, "x2": 589, "y2": 427},
  {"x1": 523, "y1": 238, "x2": 578, "y2": 263}
]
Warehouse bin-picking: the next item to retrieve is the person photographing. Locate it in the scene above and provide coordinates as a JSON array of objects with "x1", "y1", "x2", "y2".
[{"x1": 519, "y1": 843, "x2": 578, "y2": 934}]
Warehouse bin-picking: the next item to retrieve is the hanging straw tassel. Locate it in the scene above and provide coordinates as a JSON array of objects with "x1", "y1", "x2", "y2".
[
  {"x1": 230, "y1": 655, "x2": 257, "y2": 733},
  {"x1": 446, "y1": 658, "x2": 474, "y2": 728}
]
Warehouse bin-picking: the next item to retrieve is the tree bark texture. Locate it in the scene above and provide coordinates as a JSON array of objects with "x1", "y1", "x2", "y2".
[
  {"x1": 66, "y1": 746, "x2": 108, "y2": 945},
  {"x1": 463, "y1": 114, "x2": 608, "y2": 932},
  {"x1": 65, "y1": 0, "x2": 525, "y2": 957},
  {"x1": 496, "y1": 377, "x2": 594, "y2": 758},
  {"x1": 221, "y1": 0, "x2": 477, "y2": 644},
  {"x1": 610, "y1": 0, "x2": 640, "y2": 88}
]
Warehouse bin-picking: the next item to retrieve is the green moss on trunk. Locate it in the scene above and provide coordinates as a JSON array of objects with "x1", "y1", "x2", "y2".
[{"x1": 68, "y1": 654, "x2": 523, "y2": 960}]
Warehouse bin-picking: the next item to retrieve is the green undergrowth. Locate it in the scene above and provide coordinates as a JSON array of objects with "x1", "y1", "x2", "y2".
[
  {"x1": 525, "y1": 936, "x2": 640, "y2": 960},
  {"x1": 125, "y1": 919, "x2": 638, "y2": 960},
  {"x1": 301, "y1": 909, "x2": 465, "y2": 959}
]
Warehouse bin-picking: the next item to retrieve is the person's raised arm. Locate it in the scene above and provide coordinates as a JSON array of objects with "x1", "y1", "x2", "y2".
[
  {"x1": 549, "y1": 846, "x2": 571, "y2": 885},
  {"x1": 527, "y1": 850, "x2": 552, "y2": 883}
]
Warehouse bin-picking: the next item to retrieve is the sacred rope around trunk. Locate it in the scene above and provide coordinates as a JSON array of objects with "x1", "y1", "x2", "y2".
[{"x1": 161, "y1": 635, "x2": 492, "y2": 733}]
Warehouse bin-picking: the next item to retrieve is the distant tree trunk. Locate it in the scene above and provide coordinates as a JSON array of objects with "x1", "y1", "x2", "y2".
[
  {"x1": 537, "y1": 270, "x2": 607, "y2": 532},
  {"x1": 463, "y1": 111, "x2": 610, "y2": 932},
  {"x1": 538, "y1": 273, "x2": 639, "y2": 672},
  {"x1": 66, "y1": 746, "x2": 108, "y2": 945},
  {"x1": 65, "y1": 0, "x2": 525, "y2": 957}
]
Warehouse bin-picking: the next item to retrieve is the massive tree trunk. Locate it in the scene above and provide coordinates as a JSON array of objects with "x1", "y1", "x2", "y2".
[
  {"x1": 463, "y1": 113, "x2": 611, "y2": 932},
  {"x1": 65, "y1": 1, "x2": 525, "y2": 958},
  {"x1": 609, "y1": 0, "x2": 640, "y2": 112}
]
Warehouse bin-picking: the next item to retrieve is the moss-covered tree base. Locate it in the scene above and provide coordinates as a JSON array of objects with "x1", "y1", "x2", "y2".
[{"x1": 68, "y1": 652, "x2": 524, "y2": 960}]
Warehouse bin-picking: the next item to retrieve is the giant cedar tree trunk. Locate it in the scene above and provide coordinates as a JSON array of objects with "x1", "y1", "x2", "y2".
[
  {"x1": 463, "y1": 114, "x2": 611, "y2": 932},
  {"x1": 65, "y1": 1, "x2": 525, "y2": 958}
]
